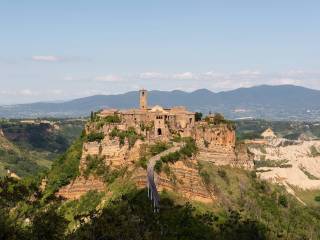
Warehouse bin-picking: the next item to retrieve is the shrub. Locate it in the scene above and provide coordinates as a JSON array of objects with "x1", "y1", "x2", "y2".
[
  {"x1": 254, "y1": 159, "x2": 292, "y2": 168},
  {"x1": 138, "y1": 157, "x2": 148, "y2": 170},
  {"x1": 200, "y1": 170, "x2": 211, "y2": 185},
  {"x1": 195, "y1": 112, "x2": 203, "y2": 121},
  {"x1": 310, "y1": 145, "x2": 320, "y2": 157},
  {"x1": 218, "y1": 169, "x2": 229, "y2": 183},
  {"x1": 314, "y1": 196, "x2": 320, "y2": 202},
  {"x1": 278, "y1": 195, "x2": 288, "y2": 208},
  {"x1": 154, "y1": 161, "x2": 163, "y2": 174},
  {"x1": 149, "y1": 141, "x2": 169, "y2": 156},
  {"x1": 299, "y1": 165, "x2": 319, "y2": 180},
  {"x1": 103, "y1": 115, "x2": 121, "y2": 124},
  {"x1": 109, "y1": 127, "x2": 143, "y2": 148},
  {"x1": 160, "y1": 151, "x2": 181, "y2": 163},
  {"x1": 83, "y1": 155, "x2": 106, "y2": 178},
  {"x1": 86, "y1": 132, "x2": 104, "y2": 142}
]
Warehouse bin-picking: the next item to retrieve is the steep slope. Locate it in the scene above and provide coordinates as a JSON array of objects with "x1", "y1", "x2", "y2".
[
  {"x1": 0, "y1": 133, "x2": 48, "y2": 177},
  {"x1": 0, "y1": 120, "x2": 84, "y2": 177},
  {"x1": 2, "y1": 117, "x2": 320, "y2": 239}
]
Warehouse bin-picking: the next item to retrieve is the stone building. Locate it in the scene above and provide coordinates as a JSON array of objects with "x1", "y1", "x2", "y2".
[{"x1": 99, "y1": 89, "x2": 195, "y2": 140}]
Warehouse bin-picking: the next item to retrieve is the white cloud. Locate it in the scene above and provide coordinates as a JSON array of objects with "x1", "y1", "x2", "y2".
[
  {"x1": 63, "y1": 76, "x2": 74, "y2": 81},
  {"x1": 140, "y1": 72, "x2": 165, "y2": 79},
  {"x1": 94, "y1": 74, "x2": 122, "y2": 82},
  {"x1": 50, "y1": 89, "x2": 63, "y2": 95},
  {"x1": 19, "y1": 89, "x2": 37, "y2": 96},
  {"x1": 32, "y1": 55, "x2": 60, "y2": 62},
  {"x1": 270, "y1": 78, "x2": 302, "y2": 85},
  {"x1": 173, "y1": 72, "x2": 194, "y2": 80},
  {"x1": 237, "y1": 70, "x2": 261, "y2": 76}
]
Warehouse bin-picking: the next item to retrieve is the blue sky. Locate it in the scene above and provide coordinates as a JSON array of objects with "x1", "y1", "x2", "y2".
[{"x1": 0, "y1": 1, "x2": 320, "y2": 104}]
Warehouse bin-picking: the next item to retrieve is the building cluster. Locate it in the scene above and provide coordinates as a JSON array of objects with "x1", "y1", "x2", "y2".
[{"x1": 98, "y1": 89, "x2": 196, "y2": 139}]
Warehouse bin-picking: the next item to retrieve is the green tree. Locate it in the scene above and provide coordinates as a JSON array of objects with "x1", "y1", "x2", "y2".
[
  {"x1": 32, "y1": 205, "x2": 69, "y2": 240},
  {"x1": 195, "y1": 112, "x2": 203, "y2": 121}
]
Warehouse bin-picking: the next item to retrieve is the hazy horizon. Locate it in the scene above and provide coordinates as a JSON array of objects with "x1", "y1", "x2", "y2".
[{"x1": 0, "y1": 84, "x2": 319, "y2": 106}]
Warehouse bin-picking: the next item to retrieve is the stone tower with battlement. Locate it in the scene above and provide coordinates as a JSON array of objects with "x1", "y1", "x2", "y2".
[{"x1": 139, "y1": 89, "x2": 148, "y2": 110}]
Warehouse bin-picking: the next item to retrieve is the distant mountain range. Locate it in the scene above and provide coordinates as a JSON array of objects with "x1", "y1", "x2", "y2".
[{"x1": 1, "y1": 85, "x2": 320, "y2": 120}]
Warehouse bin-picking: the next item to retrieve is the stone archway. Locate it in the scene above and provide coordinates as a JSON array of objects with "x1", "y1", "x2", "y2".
[{"x1": 157, "y1": 128, "x2": 162, "y2": 136}]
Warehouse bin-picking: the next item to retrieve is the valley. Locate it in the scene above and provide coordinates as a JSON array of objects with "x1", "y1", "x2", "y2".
[{"x1": 1, "y1": 92, "x2": 320, "y2": 239}]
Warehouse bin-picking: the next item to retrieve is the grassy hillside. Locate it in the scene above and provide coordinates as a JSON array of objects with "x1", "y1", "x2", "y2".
[
  {"x1": 1, "y1": 119, "x2": 320, "y2": 239},
  {"x1": 1, "y1": 140, "x2": 319, "y2": 240},
  {"x1": 0, "y1": 119, "x2": 84, "y2": 177}
]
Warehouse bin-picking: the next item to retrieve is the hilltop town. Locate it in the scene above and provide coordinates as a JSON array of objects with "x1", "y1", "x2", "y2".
[
  {"x1": 56, "y1": 89, "x2": 253, "y2": 201},
  {"x1": 2, "y1": 90, "x2": 320, "y2": 239}
]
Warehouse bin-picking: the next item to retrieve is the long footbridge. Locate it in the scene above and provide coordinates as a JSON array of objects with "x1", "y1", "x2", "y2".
[{"x1": 146, "y1": 143, "x2": 182, "y2": 212}]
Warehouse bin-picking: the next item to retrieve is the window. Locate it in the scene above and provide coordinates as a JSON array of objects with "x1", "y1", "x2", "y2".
[{"x1": 157, "y1": 128, "x2": 162, "y2": 135}]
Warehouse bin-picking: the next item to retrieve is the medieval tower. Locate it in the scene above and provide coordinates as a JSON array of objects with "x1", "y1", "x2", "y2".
[{"x1": 139, "y1": 89, "x2": 148, "y2": 110}]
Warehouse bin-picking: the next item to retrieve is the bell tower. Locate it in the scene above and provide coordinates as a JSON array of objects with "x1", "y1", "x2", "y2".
[{"x1": 139, "y1": 89, "x2": 148, "y2": 110}]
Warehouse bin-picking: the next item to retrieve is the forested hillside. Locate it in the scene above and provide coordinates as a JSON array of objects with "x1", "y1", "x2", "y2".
[{"x1": 0, "y1": 119, "x2": 84, "y2": 177}]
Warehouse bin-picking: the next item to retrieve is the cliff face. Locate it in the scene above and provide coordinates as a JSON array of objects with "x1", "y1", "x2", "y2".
[
  {"x1": 56, "y1": 120, "x2": 252, "y2": 201},
  {"x1": 56, "y1": 176, "x2": 105, "y2": 200},
  {"x1": 195, "y1": 124, "x2": 253, "y2": 169},
  {"x1": 157, "y1": 160, "x2": 214, "y2": 202}
]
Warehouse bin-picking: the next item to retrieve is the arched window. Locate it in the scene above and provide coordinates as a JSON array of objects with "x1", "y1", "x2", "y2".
[{"x1": 157, "y1": 128, "x2": 162, "y2": 135}]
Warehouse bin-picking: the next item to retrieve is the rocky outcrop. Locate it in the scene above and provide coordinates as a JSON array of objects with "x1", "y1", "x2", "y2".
[
  {"x1": 56, "y1": 176, "x2": 105, "y2": 200},
  {"x1": 194, "y1": 124, "x2": 253, "y2": 169},
  {"x1": 81, "y1": 137, "x2": 143, "y2": 173},
  {"x1": 131, "y1": 160, "x2": 214, "y2": 203},
  {"x1": 56, "y1": 119, "x2": 251, "y2": 202},
  {"x1": 157, "y1": 160, "x2": 214, "y2": 203},
  {"x1": 195, "y1": 124, "x2": 236, "y2": 168},
  {"x1": 234, "y1": 143, "x2": 254, "y2": 169},
  {"x1": 194, "y1": 124, "x2": 236, "y2": 148}
]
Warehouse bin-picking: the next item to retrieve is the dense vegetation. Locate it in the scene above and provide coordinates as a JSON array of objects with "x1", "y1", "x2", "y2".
[
  {"x1": 2, "y1": 163, "x2": 320, "y2": 239},
  {"x1": 197, "y1": 162, "x2": 320, "y2": 239},
  {"x1": 44, "y1": 137, "x2": 84, "y2": 198},
  {"x1": 155, "y1": 137, "x2": 197, "y2": 173},
  {"x1": 1, "y1": 119, "x2": 320, "y2": 239},
  {"x1": 0, "y1": 119, "x2": 84, "y2": 177}
]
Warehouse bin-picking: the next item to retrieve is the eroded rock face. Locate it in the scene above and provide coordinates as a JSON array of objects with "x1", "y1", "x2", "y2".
[
  {"x1": 194, "y1": 124, "x2": 253, "y2": 169},
  {"x1": 56, "y1": 176, "x2": 105, "y2": 200},
  {"x1": 194, "y1": 124, "x2": 236, "y2": 148},
  {"x1": 157, "y1": 160, "x2": 214, "y2": 203},
  {"x1": 81, "y1": 137, "x2": 142, "y2": 173},
  {"x1": 56, "y1": 120, "x2": 252, "y2": 202},
  {"x1": 249, "y1": 139, "x2": 320, "y2": 190},
  {"x1": 234, "y1": 143, "x2": 254, "y2": 169},
  {"x1": 195, "y1": 125, "x2": 236, "y2": 168},
  {"x1": 130, "y1": 160, "x2": 214, "y2": 203}
]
